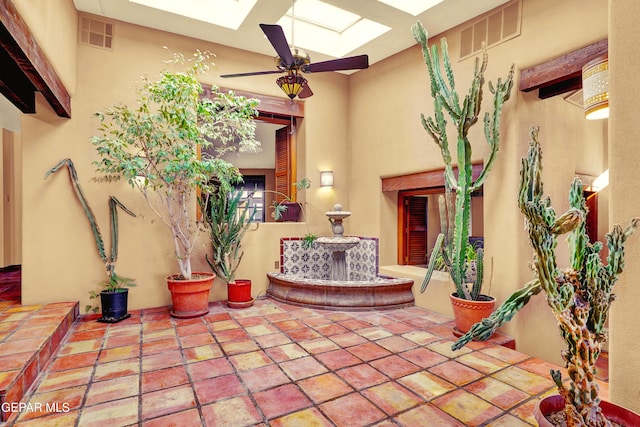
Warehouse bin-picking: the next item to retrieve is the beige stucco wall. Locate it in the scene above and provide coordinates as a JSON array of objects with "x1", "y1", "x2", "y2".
[
  {"x1": 349, "y1": 0, "x2": 608, "y2": 366},
  {"x1": 11, "y1": 0, "x2": 78, "y2": 97},
  {"x1": 609, "y1": 0, "x2": 640, "y2": 413},
  {"x1": 20, "y1": 10, "x2": 349, "y2": 311}
]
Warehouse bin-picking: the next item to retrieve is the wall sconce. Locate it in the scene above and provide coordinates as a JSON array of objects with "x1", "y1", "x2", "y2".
[
  {"x1": 320, "y1": 171, "x2": 334, "y2": 188},
  {"x1": 582, "y1": 54, "x2": 609, "y2": 120}
]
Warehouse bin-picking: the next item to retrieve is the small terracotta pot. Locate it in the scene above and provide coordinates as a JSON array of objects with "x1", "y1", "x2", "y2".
[
  {"x1": 450, "y1": 292, "x2": 496, "y2": 336},
  {"x1": 167, "y1": 272, "x2": 215, "y2": 318},
  {"x1": 227, "y1": 279, "x2": 254, "y2": 309},
  {"x1": 534, "y1": 394, "x2": 640, "y2": 426}
]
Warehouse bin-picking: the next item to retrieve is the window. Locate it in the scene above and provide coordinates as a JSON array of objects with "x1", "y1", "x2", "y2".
[
  {"x1": 382, "y1": 164, "x2": 484, "y2": 266},
  {"x1": 399, "y1": 189, "x2": 483, "y2": 266},
  {"x1": 201, "y1": 86, "x2": 305, "y2": 222}
]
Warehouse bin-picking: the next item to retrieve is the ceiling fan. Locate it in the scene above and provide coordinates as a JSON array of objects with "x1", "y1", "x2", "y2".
[{"x1": 220, "y1": 23, "x2": 369, "y2": 99}]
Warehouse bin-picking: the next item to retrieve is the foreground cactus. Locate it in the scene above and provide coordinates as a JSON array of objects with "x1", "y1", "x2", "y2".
[
  {"x1": 412, "y1": 21, "x2": 514, "y2": 300},
  {"x1": 454, "y1": 127, "x2": 639, "y2": 426}
]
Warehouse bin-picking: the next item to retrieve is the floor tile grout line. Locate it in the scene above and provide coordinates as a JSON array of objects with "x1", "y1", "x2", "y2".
[{"x1": 2, "y1": 299, "x2": 567, "y2": 427}]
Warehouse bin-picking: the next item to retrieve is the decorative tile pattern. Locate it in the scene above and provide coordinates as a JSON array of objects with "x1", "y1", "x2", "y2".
[{"x1": 280, "y1": 236, "x2": 379, "y2": 280}]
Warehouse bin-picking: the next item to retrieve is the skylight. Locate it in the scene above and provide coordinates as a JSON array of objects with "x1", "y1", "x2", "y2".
[
  {"x1": 376, "y1": 0, "x2": 444, "y2": 16},
  {"x1": 129, "y1": 0, "x2": 257, "y2": 30},
  {"x1": 276, "y1": 0, "x2": 390, "y2": 58}
]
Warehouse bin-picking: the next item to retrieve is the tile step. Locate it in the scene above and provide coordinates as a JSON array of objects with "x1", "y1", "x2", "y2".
[{"x1": 0, "y1": 301, "x2": 78, "y2": 423}]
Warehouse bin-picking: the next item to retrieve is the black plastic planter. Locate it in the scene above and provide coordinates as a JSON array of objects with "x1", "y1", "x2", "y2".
[{"x1": 98, "y1": 289, "x2": 131, "y2": 323}]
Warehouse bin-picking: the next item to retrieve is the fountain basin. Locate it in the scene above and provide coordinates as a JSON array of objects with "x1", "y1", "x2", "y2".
[
  {"x1": 267, "y1": 272, "x2": 415, "y2": 311},
  {"x1": 315, "y1": 236, "x2": 360, "y2": 252}
]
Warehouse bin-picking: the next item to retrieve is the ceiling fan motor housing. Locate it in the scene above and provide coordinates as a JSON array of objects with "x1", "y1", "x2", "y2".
[{"x1": 275, "y1": 48, "x2": 310, "y2": 72}]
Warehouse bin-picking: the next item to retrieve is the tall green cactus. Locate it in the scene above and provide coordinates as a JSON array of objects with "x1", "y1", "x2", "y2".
[
  {"x1": 412, "y1": 21, "x2": 514, "y2": 300},
  {"x1": 454, "y1": 127, "x2": 639, "y2": 426},
  {"x1": 45, "y1": 159, "x2": 136, "y2": 313}
]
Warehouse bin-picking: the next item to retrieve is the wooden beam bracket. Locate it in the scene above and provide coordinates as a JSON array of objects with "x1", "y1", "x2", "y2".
[
  {"x1": 0, "y1": 0, "x2": 71, "y2": 117},
  {"x1": 519, "y1": 39, "x2": 608, "y2": 99}
]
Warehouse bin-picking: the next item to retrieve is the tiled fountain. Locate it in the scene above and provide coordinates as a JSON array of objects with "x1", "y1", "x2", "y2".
[{"x1": 267, "y1": 205, "x2": 414, "y2": 311}]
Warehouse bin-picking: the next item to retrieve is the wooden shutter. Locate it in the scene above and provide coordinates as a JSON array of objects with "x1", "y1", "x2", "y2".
[
  {"x1": 274, "y1": 127, "x2": 290, "y2": 203},
  {"x1": 405, "y1": 197, "x2": 428, "y2": 265}
]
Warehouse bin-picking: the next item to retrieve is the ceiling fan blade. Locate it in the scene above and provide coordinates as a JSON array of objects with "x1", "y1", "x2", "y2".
[
  {"x1": 304, "y1": 54, "x2": 369, "y2": 73},
  {"x1": 259, "y1": 24, "x2": 294, "y2": 66},
  {"x1": 220, "y1": 70, "x2": 284, "y2": 78},
  {"x1": 298, "y1": 84, "x2": 313, "y2": 99}
]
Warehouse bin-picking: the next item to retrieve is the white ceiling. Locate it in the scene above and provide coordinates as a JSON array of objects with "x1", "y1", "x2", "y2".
[{"x1": 72, "y1": 0, "x2": 510, "y2": 68}]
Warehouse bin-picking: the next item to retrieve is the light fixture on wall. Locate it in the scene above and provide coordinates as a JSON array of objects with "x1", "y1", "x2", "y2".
[
  {"x1": 582, "y1": 54, "x2": 609, "y2": 120},
  {"x1": 320, "y1": 171, "x2": 334, "y2": 188},
  {"x1": 591, "y1": 169, "x2": 609, "y2": 191}
]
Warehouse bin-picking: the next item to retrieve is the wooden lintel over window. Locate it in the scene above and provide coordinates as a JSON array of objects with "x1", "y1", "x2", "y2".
[
  {"x1": 0, "y1": 0, "x2": 71, "y2": 117},
  {"x1": 382, "y1": 163, "x2": 483, "y2": 192},
  {"x1": 519, "y1": 39, "x2": 608, "y2": 99},
  {"x1": 208, "y1": 86, "x2": 304, "y2": 118}
]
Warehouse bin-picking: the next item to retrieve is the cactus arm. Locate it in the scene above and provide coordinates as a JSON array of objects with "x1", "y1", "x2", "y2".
[
  {"x1": 470, "y1": 247, "x2": 484, "y2": 300},
  {"x1": 108, "y1": 196, "x2": 137, "y2": 273},
  {"x1": 472, "y1": 64, "x2": 515, "y2": 192},
  {"x1": 45, "y1": 158, "x2": 107, "y2": 265},
  {"x1": 452, "y1": 279, "x2": 542, "y2": 350},
  {"x1": 420, "y1": 233, "x2": 445, "y2": 293}
]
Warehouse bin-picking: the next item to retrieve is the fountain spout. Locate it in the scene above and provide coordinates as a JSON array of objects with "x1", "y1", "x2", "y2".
[{"x1": 316, "y1": 204, "x2": 360, "y2": 281}]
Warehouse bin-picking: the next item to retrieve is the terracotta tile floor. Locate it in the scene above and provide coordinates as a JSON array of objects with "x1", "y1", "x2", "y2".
[
  {"x1": 0, "y1": 296, "x2": 612, "y2": 427},
  {"x1": 0, "y1": 266, "x2": 612, "y2": 427}
]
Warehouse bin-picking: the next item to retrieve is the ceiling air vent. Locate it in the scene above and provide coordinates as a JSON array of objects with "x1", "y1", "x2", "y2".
[
  {"x1": 79, "y1": 15, "x2": 113, "y2": 50},
  {"x1": 459, "y1": 0, "x2": 521, "y2": 61}
]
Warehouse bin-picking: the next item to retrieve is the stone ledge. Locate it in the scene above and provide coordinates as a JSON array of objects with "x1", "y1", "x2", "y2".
[{"x1": 266, "y1": 272, "x2": 415, "y2": 311}]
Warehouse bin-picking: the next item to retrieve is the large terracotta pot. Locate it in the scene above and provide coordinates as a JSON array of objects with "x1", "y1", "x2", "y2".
[
  {"x1": 167, "y1": 272, "x2": 215, "y2": 318},
  {"x1": 450, "y1": 292, "x2": 496, "y2": 337},
  {"x1": 534, "y1": 394, "x2": 640, "y2": 426},
  {"x1": 227, "y1": 279, "x2": 254, "y2": 309}
]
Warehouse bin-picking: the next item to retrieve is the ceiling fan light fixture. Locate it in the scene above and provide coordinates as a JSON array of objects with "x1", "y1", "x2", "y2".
[{"x1": 276, "y1": 74, "x2": 307, "y2": 99}]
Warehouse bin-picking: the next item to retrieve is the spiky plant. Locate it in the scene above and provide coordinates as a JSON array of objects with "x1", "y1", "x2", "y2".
[
  {"x1": 204, "y1": 183, "x2": 257, "y2": 285},
  {"x1": 412, "y1": 21, "x2": 514, "y2": 300},
  {"x1": 453, "y1": 127, "x2": 639, "y2": 426},
  {"x1": 45, "y1": 158, "x2": 136, "y2": 313}
]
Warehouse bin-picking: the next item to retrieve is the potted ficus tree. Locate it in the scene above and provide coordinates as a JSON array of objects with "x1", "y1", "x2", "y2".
[
  {"x1": 45, "y1": 158, "x2": 136, "y2": 322},
  {"x1": 412, "y1": 21, "x2": 515, "y2": 336},
  {"x1": 204, "y1": 182, "x2": 257, "y2": 308},
  {"x1": 92, "y1": 49, "x2": 259, "y2": 318},
  {"x1": 453, "y1": 127, "x2": 640, "y2": 426}
]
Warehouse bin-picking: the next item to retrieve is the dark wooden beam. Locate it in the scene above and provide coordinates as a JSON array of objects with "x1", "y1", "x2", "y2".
[
  {"x1": 218, "y1": 86, "x2": 304, "y2": 118},
  {"x1": 519, "y1": 39, "x2": 608, "y2": 98},
  {"x1": 0, "y1": 0, "x2": 71, "y2": 117},
  {"x1": 381, "y1": 163, "x2": 483, "y2": 192},
  {"x1": 0, "y1": 36, "x2": 35, "y2": 113}
]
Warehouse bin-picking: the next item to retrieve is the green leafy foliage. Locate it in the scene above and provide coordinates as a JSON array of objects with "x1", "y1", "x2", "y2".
[
  {"x1": 302, "y1": 232, "x2": 318, "y2": 249},
  {"x1": 86, "y1": 275, "x2": 136, "y2": 314},
  {"x1": 91, "y1": 49, "x2": 259, "y2": 279},
  {"x1": 412, "y1": 21, "x2": 514, "y2": 300}
]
